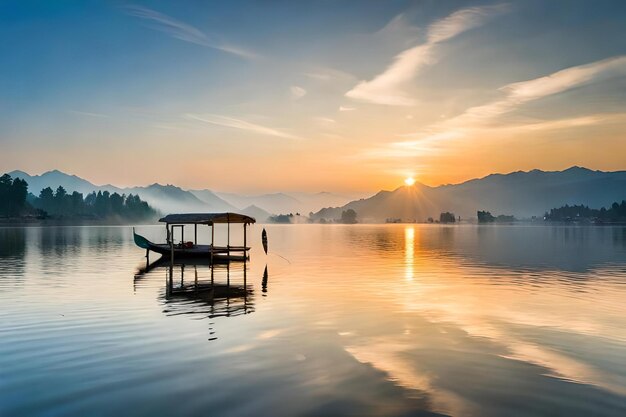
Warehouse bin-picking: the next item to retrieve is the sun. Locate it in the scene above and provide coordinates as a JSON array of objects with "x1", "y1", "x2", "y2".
[{"x1": 404, "y1": 177, "x2": 416, "y2": 186}]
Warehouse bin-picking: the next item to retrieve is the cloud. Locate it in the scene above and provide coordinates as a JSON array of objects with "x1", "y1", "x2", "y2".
[
  {"x1": 303, "y1": 67, "x2": 357, "y2": 82},
  {"x1": 346, "y1": 44, "x2": 435, "y2": 106},
  {"x1": 185, "y1": 113, "x2": 302, "y2": 140},
  {"x1": 313, "y1": 116, "x2": 336, "y2": 125},
  {"x1": 290, "y1": 86, "x2": 307, "y2": 99},
  {"x1": 123, "y1": 5, "x2": 256, "y2": 59},
  {"x1": 345, "y1": 4, "x2": 509, "y2": 106},
  {"x1": 427, "y1": 4, "x2": 509, "y2": 43},
  {"x1": 67, "y1": 110, "x2": 109, "y2": 118},
  {"x1": 443, "y1": 55, "x2": 626, "y2": 128},
  {"x1": 360, "y1": 56, "x2": 626, "y2": 162},
  {"x1": 339, "y1": 106, "x2": 356, "y2": 112}
]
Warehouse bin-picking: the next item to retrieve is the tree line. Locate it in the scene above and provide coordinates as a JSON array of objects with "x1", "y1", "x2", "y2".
[
  {"x1": 544, "y1": 201, "x2": 626, "y2": 222},
  {"x1": 477, "y1": 210, "x2": 515, "y2": 223},
  {"x1": 0, "y1": 173, "x2": 156, "y2": 221}
]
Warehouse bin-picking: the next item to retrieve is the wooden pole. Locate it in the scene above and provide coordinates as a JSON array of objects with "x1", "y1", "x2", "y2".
[
  {"x1": 227, "y1": 214, "x2": 230, "y2": 260},
  {"x1": 167, "y1": 264, "x2": 173, "y2": 297},
  {"x1": 169, "y1": 225, "x2": 174, "y2": 267},
  {"x1": 211, "y1": 224, "x2": 214, "y2": 264},
  {"x1": 243, "y1": 223, "x2": 247, "y2": 260},
  {"x1": 194, "y1": 224, "x2": 197, "y2": 245}
]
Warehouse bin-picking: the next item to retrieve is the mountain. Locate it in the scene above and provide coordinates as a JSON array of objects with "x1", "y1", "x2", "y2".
[
  {"x1": 216, "y1": 192, "x2": 302, "y2": 215},
  {"x1": 8, "y1": 169, "x2": 124, "y2": 195},
  {"x1": 6, "y1": 169, "x2": 354, "y2": 218},
  {"x1": 240, "y1": 205, "x2": 271, "y2": 222},
  {"x1": 189, "y1": 189, "x2": 238, "y2": 212},
  {"x1": 126, "y1": 184, "x2": 210, "y2": 214},
  {"x1": 9, "y1": 170, "x2": 210, "y2": 215},
  {"x1": 312, "y1": 167, "x2": 626, "y2": 222},
  {"x1": 288, "y1": 191, "x2": 364, "y2": 214},
  {"x1": 11, "y1": 167, "x2": 623, "y2": 222},
  {"x1": 215, "y1": 191, "x2": 360, "y2": 215}
]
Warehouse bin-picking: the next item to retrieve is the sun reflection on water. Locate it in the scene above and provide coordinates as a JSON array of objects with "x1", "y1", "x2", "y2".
[{"x1": 404, "y1": 226, "x2": 414, "y2": 282}]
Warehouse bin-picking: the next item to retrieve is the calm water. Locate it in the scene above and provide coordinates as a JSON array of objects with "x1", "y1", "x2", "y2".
[{"x1": 1, "y1": 224, "x2": 626, "y2": 417}]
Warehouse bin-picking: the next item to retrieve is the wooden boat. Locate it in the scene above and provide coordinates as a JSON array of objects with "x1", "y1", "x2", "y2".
[{"x1": 133, "y1": 212, "x2": 255, "y2": 262}]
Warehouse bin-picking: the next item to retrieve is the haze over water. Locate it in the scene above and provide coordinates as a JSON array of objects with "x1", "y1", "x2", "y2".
[{"x1": 1, "y1": 224, "x2": 625, "y2": 417}]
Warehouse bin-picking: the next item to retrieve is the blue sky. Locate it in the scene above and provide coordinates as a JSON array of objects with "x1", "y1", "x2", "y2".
[{"x1": 1, "y1": 0, "x2": 625, "y2": 192}]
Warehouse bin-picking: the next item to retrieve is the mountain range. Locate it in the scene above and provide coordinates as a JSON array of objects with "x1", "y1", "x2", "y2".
[
  {"x1": 8, "y1": 167, "x2": 625, "y2": 223},
  {"x1": 7, "y1": 170, "x2": 357, "y2": 221},
  {"x1": 312, "y1": 167, "x2": 626, "y2": 222}
]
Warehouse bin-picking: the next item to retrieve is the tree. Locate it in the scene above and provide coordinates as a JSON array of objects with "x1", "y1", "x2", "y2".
[
  {"x1": 54, "y1": 186, "x2": 68, "y2": 215},
  {"x1": 11, "y1": 178, "x2": 28, "y2": 216},
  {"x1": 477, "y1": 210, "x2": 495, "y2": 223},
  {"x1": 0, "y1": 174, "x2": 29, "y2": 216},
  {"x1": 39, "y1": 187, "x2": 54, "y2": 213},
  {"x1": 340, "y1": 209, "x2": 357, "y2": 224},
  {"x1": 109, "y1": 193, "x2": 124, "y2": 215},
  {"x1": 0, "y1": 174, "x2": 13, "y2": 215},
  {"x1": 69, "y1": 191, "x2": 84, "y2": 215},
  {"x1": 439, "y1": 212, "x2": 456, "y2": 223}
]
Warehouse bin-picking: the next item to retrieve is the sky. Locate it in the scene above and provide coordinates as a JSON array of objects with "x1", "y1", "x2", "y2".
[{"x1": 1, "y1": 0, "x2": 626, "y2": 193}]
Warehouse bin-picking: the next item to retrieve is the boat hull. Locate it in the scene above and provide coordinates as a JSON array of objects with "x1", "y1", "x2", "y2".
[
  {"x1": 133, "y1": 230, "x2": 249, "y2": 262},
  {"x1": 148, "y1": 243, "x2": 249, "y2": 262}
]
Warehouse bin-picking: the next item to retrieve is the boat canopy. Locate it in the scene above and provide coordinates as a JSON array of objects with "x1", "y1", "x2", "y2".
[{"x1": 158, "y1": 212, "x2": 256, "y2": 225}]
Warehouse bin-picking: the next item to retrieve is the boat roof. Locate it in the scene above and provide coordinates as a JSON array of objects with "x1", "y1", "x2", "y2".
[{"x1": 159, "y1": 212, "x2": 256, "y2": 225}]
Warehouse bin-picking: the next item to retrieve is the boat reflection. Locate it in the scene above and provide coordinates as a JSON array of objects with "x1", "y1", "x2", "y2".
[
  {"x1": 162, "y1": 262, "x2": 254, "y2": 320},
  {"x1": 135, "y1": 258, "x2": 255, "y2": 341},
  {"x1": 262, "y1": 265, "x2": 269, "y2": 295}
]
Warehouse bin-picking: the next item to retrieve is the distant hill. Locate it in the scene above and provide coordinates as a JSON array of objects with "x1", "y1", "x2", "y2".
[
  {"x1": 240, "y1": 205, "x2": 271, "y2": 222},
  {"x1": 312, "y1": 167, "x2": 626, "y2": 222},
  {"x1": 125, "y1": 184, "x2": 210, "y2": 214},
  {"x1": 12, "y1": 167, "x2": 623, "y2": 222},
  {"x1": 8, "y1": 170, "x2": 123, "y2": 195},
  {"x1": 7, "y1": 169, "x2": 357, "y2": 216},
  {"x1": 215, "y1": 191, "x2": 359, "y2": 215},
  {"x1": 189, "y1": 189, "x2": 238, "y2": 212},
  {"x1": 216, "y1": 192, "x2": 302, "y2": 215},
  {"x1": 9, "y1": 170, "x2": 210, "y2": 215}
]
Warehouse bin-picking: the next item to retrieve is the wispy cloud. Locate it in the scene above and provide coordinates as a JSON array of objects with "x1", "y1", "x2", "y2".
[
  {"x1": 422, "y1": 55, "x2": 626, "y2": 131},
  {"x1": 359, "y1": 56, "x2": 626, "y2": 162},
  {"x1": 313, "y1": 116, "x2": 336, "y2": 125},
  {"x1": 123, "y1": 5, "x2": 256, "y2": 59},
  {"x1": 339, "y1": 106, "x2": 356, "y2": 112},
  {"x1": 67, "y1": 110, "x2": 109, "y2": 118},
  {"x1": 303, "y1": 67, "x2": 357, "y2": 82},
  {"x1": 290, "y1": 86, "x2": 307, "y2": 99},
  {"x1": 427, "y1": 5, "x2": 508, "y2": 43},
  {"x1": 346, "y1": 4, "x2": 509, "y2": 106},
  {"x1": 185, "y1": 113, "x2": 302, "y2": 140}
]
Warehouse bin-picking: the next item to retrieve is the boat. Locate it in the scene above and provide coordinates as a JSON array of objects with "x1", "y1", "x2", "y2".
[{"x1": 133, "y1": 212, "x2": 256, "y2": 262}]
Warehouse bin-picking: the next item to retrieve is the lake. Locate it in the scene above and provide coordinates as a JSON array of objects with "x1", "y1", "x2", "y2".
[{"x1": 1, "y1": 224, "x2": 626, "y2": 417}]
